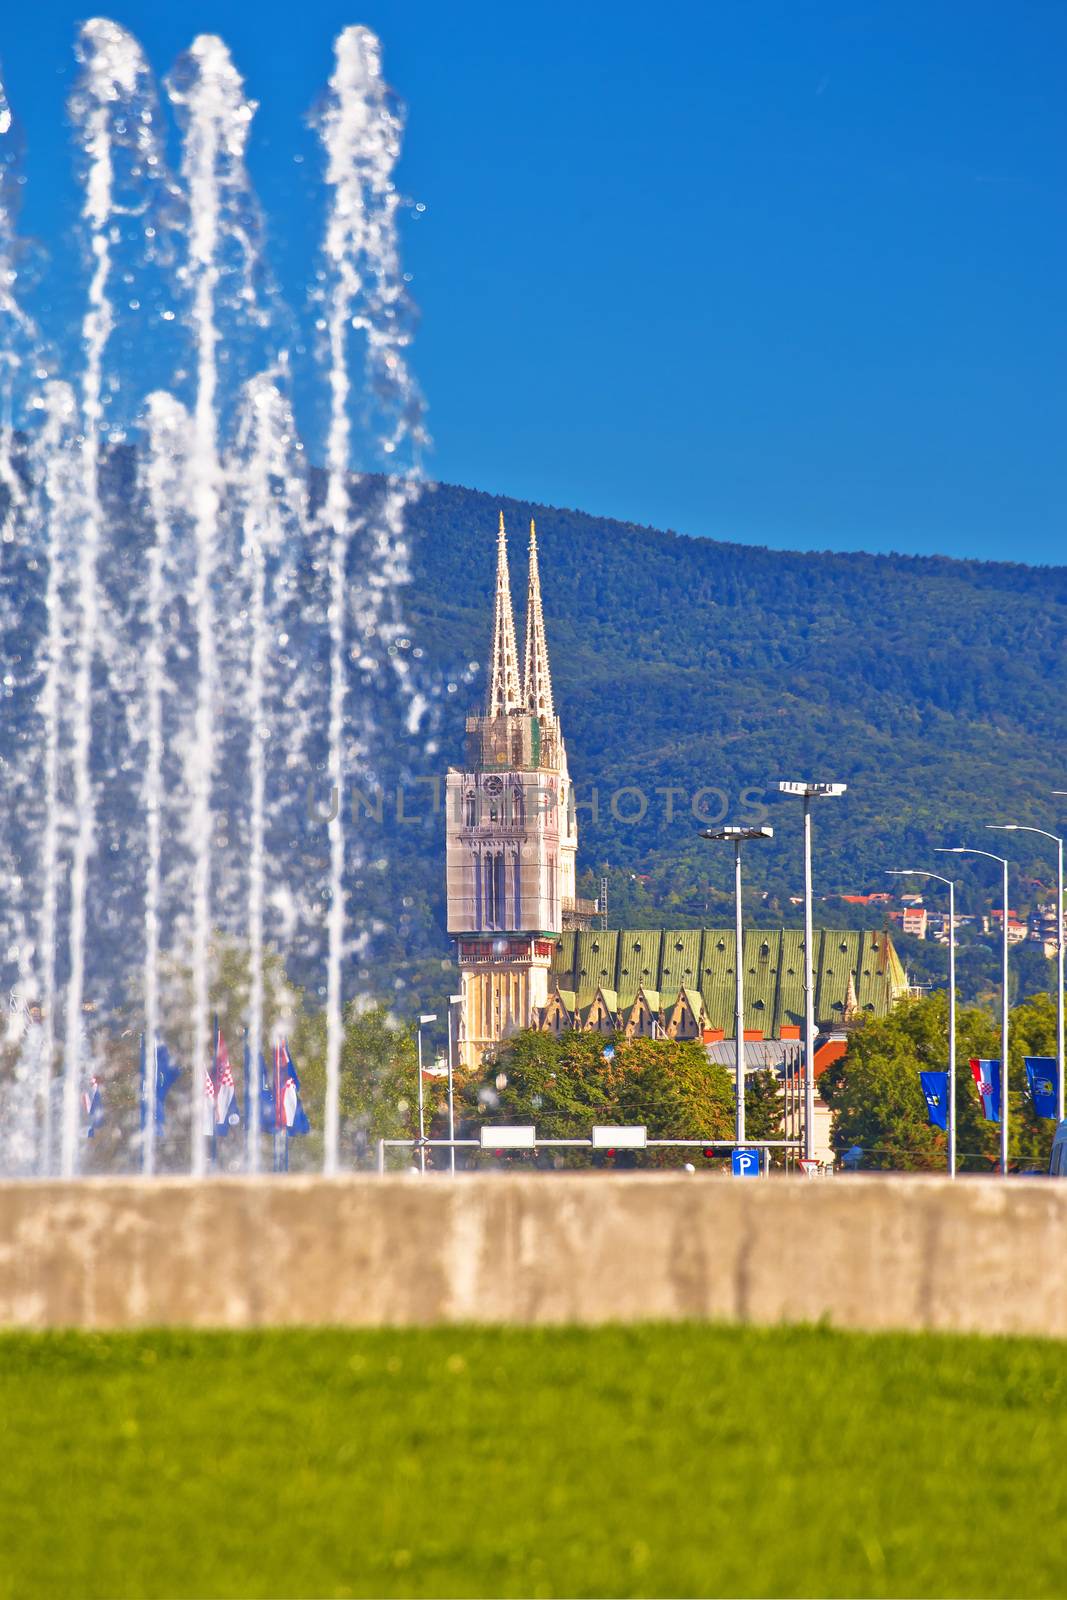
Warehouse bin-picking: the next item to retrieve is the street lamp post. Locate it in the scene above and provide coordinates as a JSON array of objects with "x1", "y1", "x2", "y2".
[
  {"x1": 447, "y1": 992, "x2": 463, "y2": 1175},
  {"x1": 990, "y1": 824, "x2": 1065, "y2": 1124},
  {"x1": 1039, "y1": 802, "x2": 1067, "y2": 1123},
  {"x1": 887, "y1": 869, "x2": 957, "y2": 1177},
  {"x1": 938, "y1": 847, "x2": 1010, "y2": 1175},
  {"x1": 417, "y1": 1013, "x2": 437, "y2": 1175},
  {"x1": 778, "y1": 781, "x2": 847, "y2": 1163},
  {"x1": 700, "y1": 824, "x2": 774, "y2": 1146}
]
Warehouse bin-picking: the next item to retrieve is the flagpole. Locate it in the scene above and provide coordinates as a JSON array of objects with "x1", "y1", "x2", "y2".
[
  {"x1": 948, "y1": 877, "x2": 957, "y2": 1179},
  {"x1": 938, "y1": 847, "x2": 1010, "y2": 1175},
  {"x1": 887, "y1": 869, "x2": 957, "y2": 1177},
  {"x1": 994, "y1": 819, "x2": 1066, "y2": 1125},
  {"x1": 139, "y1": 1032, "x2": 146, "y2": 1165},
  {"x1": 211, "y1": 1013, "x2": 218, "y2": 1172},
  {"x1": 278, "y1": 1036, "x2": 286, "y2": 1177}
]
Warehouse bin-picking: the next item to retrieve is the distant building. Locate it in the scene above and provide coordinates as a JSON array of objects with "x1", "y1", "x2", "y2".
[
  {"x1": 901, "y1": 906, "x2": 928, "y2": 939},
  {"x1": 704, "y1": 1034, "x2": 849, "y2": 1166},
  {"x1": 985, "y1": 909, "x2": 1029, "y2": 945},
  {"x1": 542, "y1": 927, "x2": 907, "y2": 1042}
]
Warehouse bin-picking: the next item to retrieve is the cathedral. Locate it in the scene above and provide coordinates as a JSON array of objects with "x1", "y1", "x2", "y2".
[
  {"x1": 445, "y1": 514, "x2": 595, "y2": 1068},
  {"x1": 446, "y1": 515, "x2": 908, "y2": 1069}
]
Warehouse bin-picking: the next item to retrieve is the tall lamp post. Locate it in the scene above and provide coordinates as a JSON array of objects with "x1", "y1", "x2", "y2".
[
  {"x1": 937, "y1": 847, "x2": 1010, "y2": 1175},
  {"x1": 1036, "y1": 806, "x2": 1067, "y2": 1120},
  {"x1": 417, "y1": 1013, "x2": 437, "y2": 1175},
  {"x1": 447, "y1": 992, "x2": 463, "y2": 1175},
  {"x1": 778, "y1": 781, "x2": 847, "y2": 1162},
  {"x1": 699, "y1": 824, "x2": 774, "y2": 1145},
  {"x1": 887, "y1": 869, "x2": 958, "y2": 1177},
  {"x1": 991, "y1": 825, "x2": 1062, "y2": 1126}
]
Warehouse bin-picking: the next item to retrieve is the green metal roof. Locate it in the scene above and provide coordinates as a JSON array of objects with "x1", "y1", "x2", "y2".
[{"x1": 547, "y1": 927, "x2": 906, "y2": 1038}]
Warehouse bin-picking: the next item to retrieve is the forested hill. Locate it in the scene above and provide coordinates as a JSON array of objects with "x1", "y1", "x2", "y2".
[{"x1": 393, "y1": 478, "x2": 1067, "y2": 947}]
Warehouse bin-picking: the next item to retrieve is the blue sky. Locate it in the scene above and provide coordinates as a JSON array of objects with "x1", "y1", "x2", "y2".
[{"x1": 3, "y1": 0, "x2": 1065, "y2": 563}]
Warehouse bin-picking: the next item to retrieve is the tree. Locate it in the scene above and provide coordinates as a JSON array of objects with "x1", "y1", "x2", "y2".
[
  {"x1": 615, "y1": 1036, "x2": 734, "y2": 1143},
  {"x1": 295, "y1": 1001, "x2": 421, "y2": 1169},
  {"x1": 744, "y1": 1068, "x2": 783, "y2": 1146},
  {"x1": 820, "y1": 991, "x2": 1060, "y2": 1173},
  {"x1": 459, "y1": 1030, "x2": 736, "y2": 1166}
]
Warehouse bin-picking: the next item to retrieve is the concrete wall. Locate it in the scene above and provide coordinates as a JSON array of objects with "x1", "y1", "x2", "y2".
[{"x1": 1, "y1": 1174, "x2": 1065, "y2": 1336}]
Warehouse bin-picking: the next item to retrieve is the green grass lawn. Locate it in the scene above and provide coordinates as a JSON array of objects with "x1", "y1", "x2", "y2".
[{"x1": 1, "y1": 1321, "x2": 1062, "y2": 1599}]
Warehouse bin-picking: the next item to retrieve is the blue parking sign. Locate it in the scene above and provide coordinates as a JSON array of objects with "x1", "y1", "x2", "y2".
[{"x1": 731, "y1": 1148, "x2": 761, "y2": 1177}]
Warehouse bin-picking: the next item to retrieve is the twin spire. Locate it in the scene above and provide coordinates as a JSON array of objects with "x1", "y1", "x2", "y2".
[{"x1": 487, "y1": 511, "x2": 555, "y2": 721}]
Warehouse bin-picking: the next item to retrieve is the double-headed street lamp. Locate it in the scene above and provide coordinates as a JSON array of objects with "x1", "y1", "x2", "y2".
[
  {"x1": 989, "y1": 824, "x2": 1064, "y2": 1125},
  {"x1": 699, "y1": 824, "x2": 774, "y2": 1146},
  {"x1": 778, "y1": 781, "x2": 847, "y2": 1162},
  {"x1": 887, "y1": 869, "x2": 957, "y2": 1177},
  {"x1": 937, "y1": 846, "x2": 1010, "y2": 1175}
]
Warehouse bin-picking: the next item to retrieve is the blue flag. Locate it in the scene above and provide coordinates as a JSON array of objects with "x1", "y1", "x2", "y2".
[
  {"x1": 970, "y1": 1058, "x2": 1001, "y2": 1123},
  {"x1": 1025, "y1": 1057, "x2": 1059, "y2": 1120},
  {"x1": 140, "y1": 1037, "x2": 182, "y2": 1130},
  {"x1": 243, "y1": 1044, "x2": 277, "y2": 1134},
  {"x1": 919, "y1": 1071, "x2": 949, "y2": 1131}
]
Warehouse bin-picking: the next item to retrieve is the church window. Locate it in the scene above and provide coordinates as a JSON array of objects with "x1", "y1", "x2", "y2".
[
  {"x1": 496, "y1": 853, "x2": 507, "y2": 926},
  {"x1": 483, "y1": 850, "x2": 507, "y2": 928}
]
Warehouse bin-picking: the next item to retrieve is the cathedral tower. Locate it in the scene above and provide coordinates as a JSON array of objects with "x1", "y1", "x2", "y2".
[{"x1": 446, "y1": 514, "x2": 583, "y2": 1066}]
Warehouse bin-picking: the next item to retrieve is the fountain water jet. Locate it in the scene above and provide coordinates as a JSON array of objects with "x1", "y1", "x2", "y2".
[
  {"x1": 0, "y1": 21, "x2": 428, "y2": 1180},
  {"x1": 167, "y1": 35, "x2": 258, "y2": 1176},
  {"x1": 142, "y1": 392, "x2": 190, "y2": 1173},
  {"x1": 234, "y1": 374, "x2": 302, "y2": 1173},
  {"x1": 62, "y1": 20, "x2": 163, "y2": 1177},
  {"x1": 35, "y1": 381, "x2": 80, "y2": 1174},
  {"x1": 315, "y1": 25, "x2": 427, "y2": 1173}
]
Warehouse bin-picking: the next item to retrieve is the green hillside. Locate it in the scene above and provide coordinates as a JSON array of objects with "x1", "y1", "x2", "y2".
[{"x1": 385, "y1": 480, "x2": 1066, "y2": 989}]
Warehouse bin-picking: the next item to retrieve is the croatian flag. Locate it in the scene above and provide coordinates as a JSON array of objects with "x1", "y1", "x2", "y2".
[
  {"x1": 970, "y1": 1058, "x2": 1001, "y2": 1123},
  {"x1": 82, "y1": 1076, "x2": 103, "y2": 1139},
  {"x1": 919, "y1": 1070, "x2": 948, "y2": 1131},
  {"x1": 276, "y1": 1040, "x2": 310, "y2": 1137},
  {"x1": 1025, "y1": 1057, "x2": 1058, "y2": 1121},
  {"x1": 214, "y1": 1026, "x2": 241, "y2": 1134},
  {"x1": 203, "y1": 1063, "x2": 217, "y2": 1138}
]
